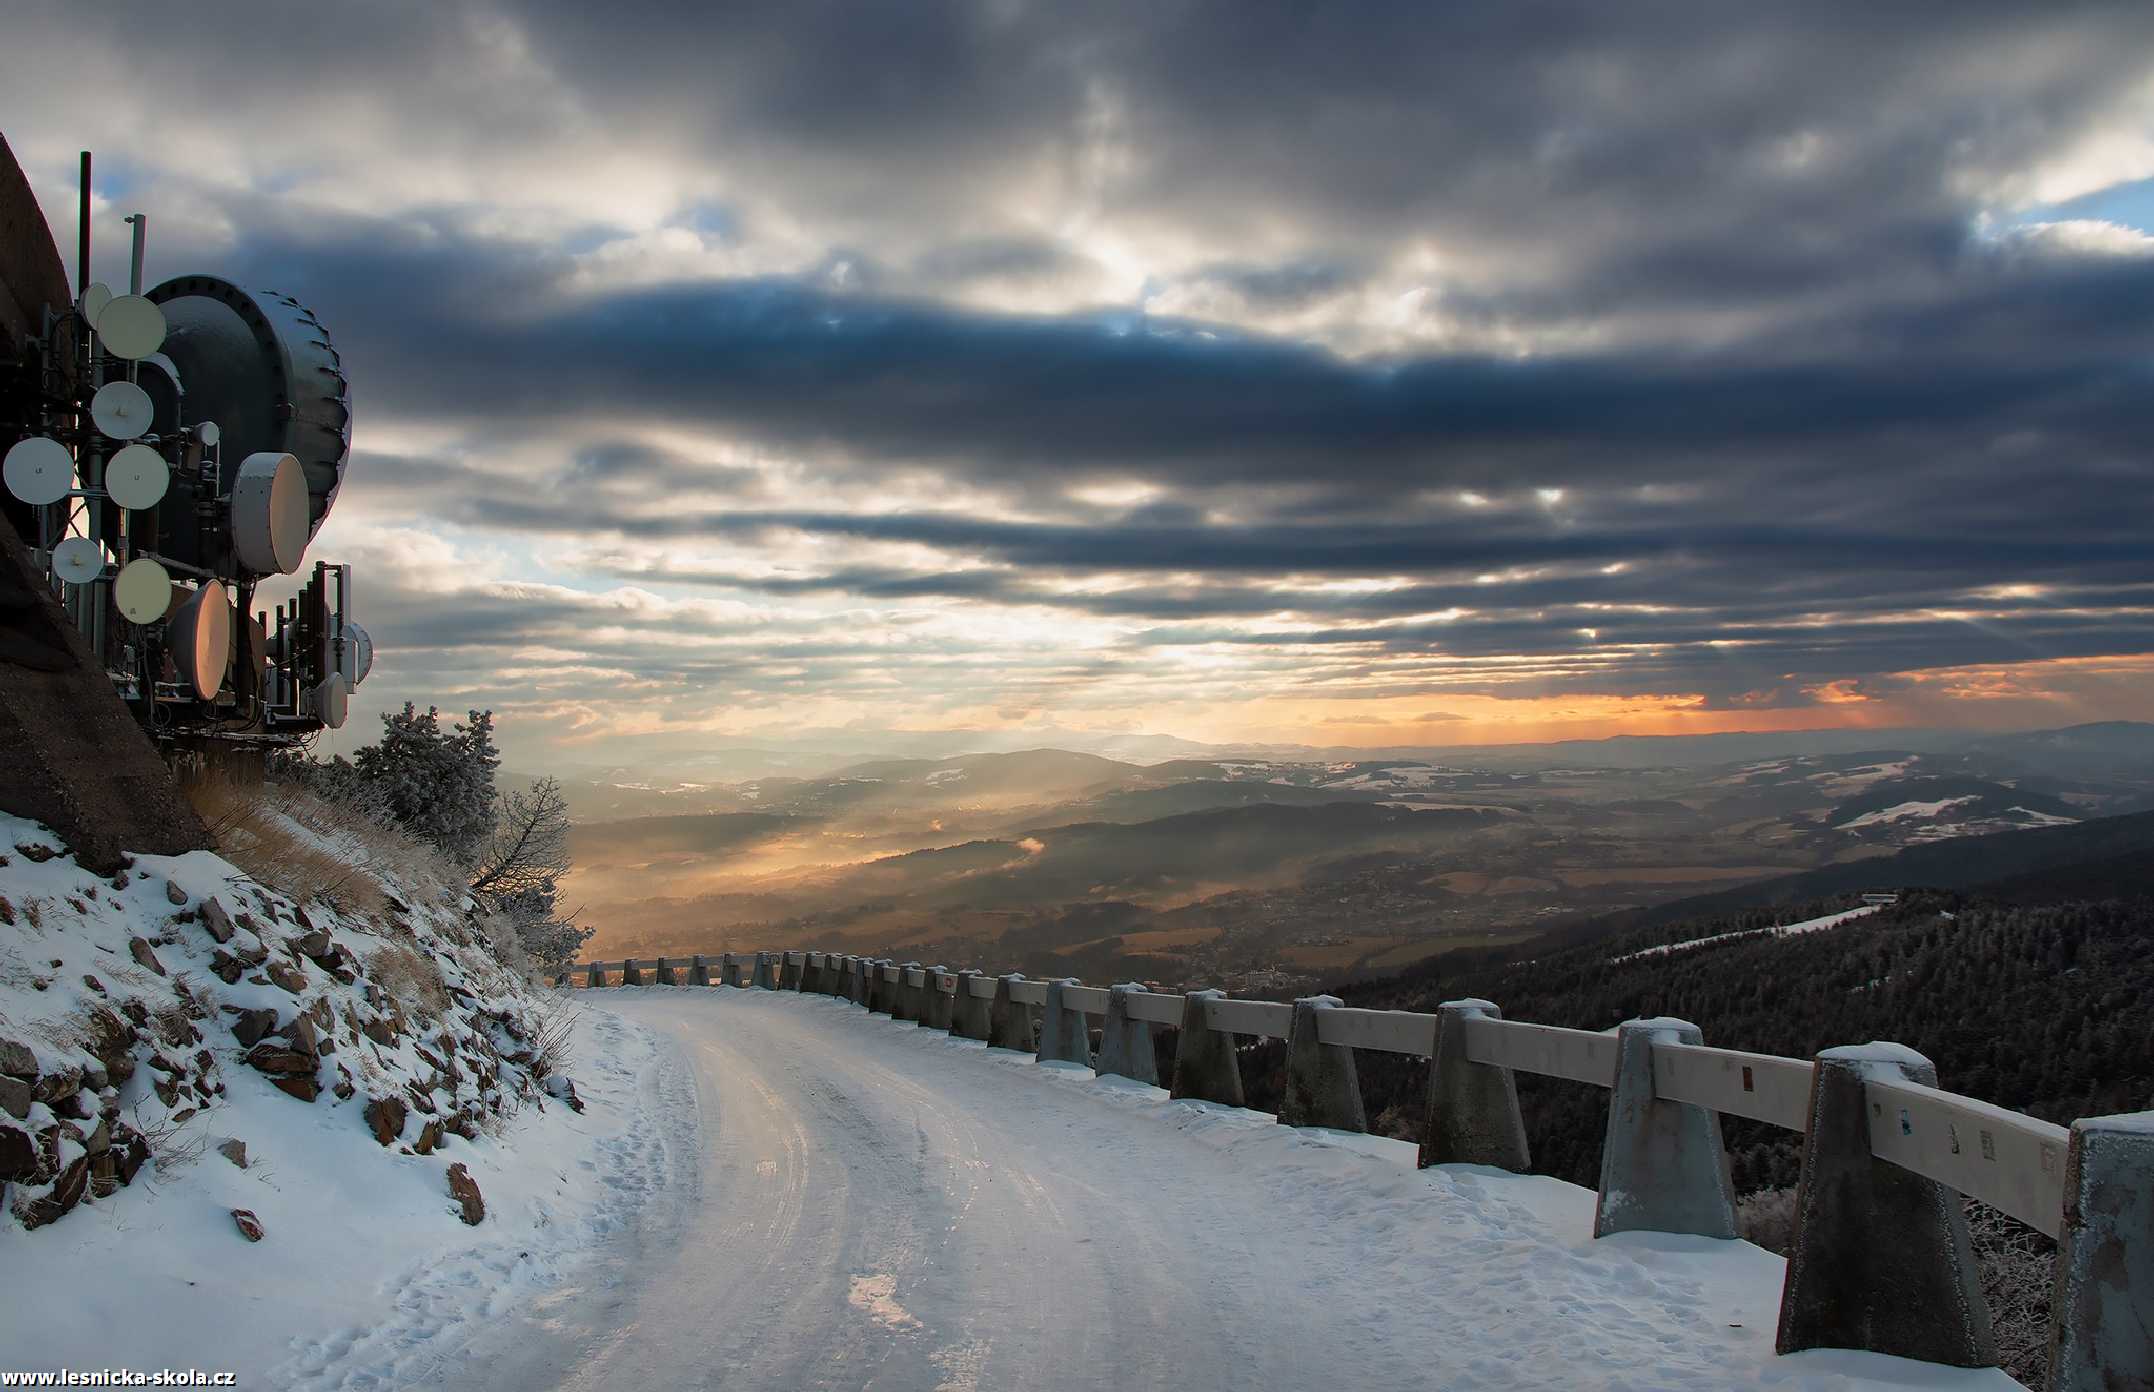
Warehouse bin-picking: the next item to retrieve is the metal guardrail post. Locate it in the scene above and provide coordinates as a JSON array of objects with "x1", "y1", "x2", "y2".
[
  {"x1": 1037, "y1": 978, "x2": 1091, "y2": 1066},
  {"x1": 621, "y1": 959, "x2": 644, "y2": 987},
  {"x1": 1776, "y1": 1044, "x2": 1995, "y2": 1368},
  {"x1": 989, "y1": 973, "x2": 1034, "y2": 1050},
  {"x1": 654, "y1": 955, "x2": 676, "y2": 987},
  {"x1": 952, "y1": 968, "x2": 992, "y2": 1040},
  {"x1": 689, "y1": 954, "x2": 711, "y2": 987},
  {"x1": 1280, "y1": 995, "x2": 1364, "y2": 1132},
  {"x1": 1420, "y1": 999, "x2": 1529, "y2": 1172},
  {"x1": 1097, "y1": 983, "x2": 1159, "y2": 1085},
  {"x1": 2048, "y1": 1111, "x2": 2154, "y2": 1390},
  {"x1": 1170, "y1": 989, "x2": 1243, "y2": 1106},
  {"x1": 1594, "y1": 1018, "x2": 1735, "y2": 1239}
]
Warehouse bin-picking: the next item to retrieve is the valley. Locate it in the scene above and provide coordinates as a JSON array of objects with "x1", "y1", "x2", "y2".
[{"x1": 553, "y1": 722, "x2": 2154, "y2": 993}]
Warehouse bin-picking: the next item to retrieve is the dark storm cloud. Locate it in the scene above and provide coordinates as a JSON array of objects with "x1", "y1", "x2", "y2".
[{"x1": 11, "y1": 0, "x2": 2152, "y2": 728}]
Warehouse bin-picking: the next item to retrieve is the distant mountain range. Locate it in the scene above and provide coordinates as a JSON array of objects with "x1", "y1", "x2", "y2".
[{"x1": 520, "y1": 720, "x2": 2154, "y2": 794}]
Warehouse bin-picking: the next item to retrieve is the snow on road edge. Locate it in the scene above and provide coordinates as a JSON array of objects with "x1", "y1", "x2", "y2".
[{"x1": 0, "y1": 1001, "x2": 684, "y2": 1388}]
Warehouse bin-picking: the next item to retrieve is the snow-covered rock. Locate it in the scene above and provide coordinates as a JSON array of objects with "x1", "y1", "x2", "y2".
[{"x1": 0, "y1": 809, "x2": 677, "y2": 1382}]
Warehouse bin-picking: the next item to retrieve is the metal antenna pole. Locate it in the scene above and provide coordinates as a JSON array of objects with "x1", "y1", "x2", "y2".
[{"x1": 76, "y1": 152, "x2": 90, "y2": 298}]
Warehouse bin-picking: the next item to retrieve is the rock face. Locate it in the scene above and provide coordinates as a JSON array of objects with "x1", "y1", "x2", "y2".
[
  {"x1": 0, "y1": 1038, "x2": 37, "y2": 1078},
  {"x1": 128, "y1": 937, "x2": 166, "y2": 976},
  {"x1": 0, "y1": 1121, "x2": 38, "y2": 1181},
  {"x1": 15, "y1": 1153, "x2": 87, "y2": 1229},
  {"x1": 445, "y1": 1163, "x2": 484, "y2": 1224},
  {"x1": 217, "y1": 1138, "x2": 248, "y2": 1169},
  {"x1": 365, "y1": 1095, "x2": 407, "y2": 1146}
]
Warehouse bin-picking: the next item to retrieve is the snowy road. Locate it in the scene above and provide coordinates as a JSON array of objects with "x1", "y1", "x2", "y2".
[{"x1": 451, "y1": 990, "x2": 2021, "y2": 1392}]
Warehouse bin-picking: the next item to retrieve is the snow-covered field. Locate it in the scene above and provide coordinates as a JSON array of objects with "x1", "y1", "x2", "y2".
[
  {"x1": 422, "y1": 990, "x2": 2021, "y2": 1391},
  {"x1": 1608, "y1": 903, "x2": 1889, "y2": 965}
]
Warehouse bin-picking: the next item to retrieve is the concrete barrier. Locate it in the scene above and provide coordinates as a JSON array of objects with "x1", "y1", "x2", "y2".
[
  {"x1": 891, "y1": 962, "x2": 921, "y2": 1022},
  {"x1": 1037, "y1": 979, "x2": 1091, "y2": 1066},
  {"x1": 721, "y1": 954, "x2": 744, "y2": 988},
  {"x1": 1420, "y1": 999, "x2": 1529, "y2": 1172},
  {"x1": 780, "y1": 952, "x2": 805, "y2": 991},
  {"x1": 952, "y1": 969, "x2": 992, "y2": 1040},
  {"x1": 1280, "y1": 995, "x2": 1364, "y2": 1132},
  {"x1": 621, "y1": 959, "x2": 645, "y2": 987},
  {"x1": 869, "y1": 960, "x2": 897, "y2": 1015},
  {"x1": 689, "y1": 954, "x2": 711, "y2": 987},
  {"x1": 922, "y1": 966, "x2": 954, "y2": 1030},
  {"x1": 654, "y1": 956, "x2": 677, "y2": 987},
  {"x1": 989, "y1": 973, "x2": 1035, "y2": 1050},
  {"x1": 847, "y1": 956, "x2": 868, "y2": 1006},
  {"x1": 1776, "y1": 1044, "x2": 1994, "y2": 1368},
  {"x1": 1097, "y1": 983, "x2": 1159, "y2": 1085},
  {"x1": 586, "y1": 961, "x2": 604, "y2": 988},
  {"x1": 1594, "y1": 1018, "x2": 1736, "y2": 1240},
  {"x1": 799, "y1": 953, "x2": 822, "y2": 994},
  {"x1": 1171, "y1": 990, "x2": 1243, "y2": 1106},
  {"x1": 2048, "y1": 1112, "x2": 2154, "y2": 1390},
  {"x1": 751, "y1": 952, "x2": 777, "y2": 990}
]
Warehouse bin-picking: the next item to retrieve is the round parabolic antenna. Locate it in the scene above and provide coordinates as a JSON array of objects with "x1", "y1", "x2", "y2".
[
  {"x1": 230, "y1": 451, "x2": 310, "y2": 574},
  {"x1": 312, "y1": 673, "x2": 350, "y2": 729},
  {"x1": 170, "y1": 580, "x2": 231, "y2": 698},
  {"x1": 114, "y1": 555, "x2": 173, "y2": 623},
  {"x1": 90, "y1": 379, "x2": 155, "y2": 440},
  {"x1": 145, "y1": 277, "x2": 351, "y2": 542},
  {"x1": 341, "y1": 621, "x2": 374, "y2": 684},
  {"x1": 96, "y1": 293, "x2": 167, "y2": 360},
  {"x1": 105, "y1": 443, "x2": 170, "y2": 509},
  {"x1": 51, "y1": 536, "x2": 103, "y2": 584},
  {"x1": 4, "y1": 436, "x2": 73, "y2": 505},
  {"x1": 79, "y1": 281, "x2": 113, "y2": 327}
]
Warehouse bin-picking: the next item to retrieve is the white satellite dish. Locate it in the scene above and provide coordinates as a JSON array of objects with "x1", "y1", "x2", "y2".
[
  {"x1": 340, "y1": 621, "x2": 375, "y2": 685},
  {"x1": 94, "y1": 293, "x2": 167, "y2": 360},
  {"x1": 105, "y1": 443, "x2": 170, "y2": 509},
  {"x1": 169, "y1": 581, "x2": 231, "y2": 699},
  {"x1": 312, "y1": 673, "x2": 350, "y2": 729},
  {"x1": 230, "y1": 451, "x2": 310, "y2": 574},
  {"x1": 79, "y1": 281, "x2": 113, "y2": 328},
  {"x1": 90, "y1": 380, "x2": 154, "y2": 440},
  {"x1": 51, "y1": 536, "x2": 103, "y2": 585},
  {"x1": 3, "y1": 436, "x2": 73, "y2": 505},
  {"x1": 114, "y1": 555, "x2": 173, "y2": 623}
]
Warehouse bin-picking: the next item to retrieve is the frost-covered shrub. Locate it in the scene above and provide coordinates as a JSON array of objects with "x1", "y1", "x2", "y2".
[
  {"x1": 1967, "y1": 1199, "x2": 2053, "y2": 1389},
  {"x1": 351, "y1": 705, "x2": 501, "y2": 866},
  {"x1": 1734, "y1": 1186, "x2": 1798, "y2": 1255}
]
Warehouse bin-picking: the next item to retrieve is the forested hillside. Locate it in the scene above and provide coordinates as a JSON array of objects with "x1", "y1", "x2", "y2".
[{"x1": 1263, "y1": 879, "x2": 2154, "y2": 1195}]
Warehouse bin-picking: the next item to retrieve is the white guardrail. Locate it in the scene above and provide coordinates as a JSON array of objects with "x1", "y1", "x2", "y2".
[{"x1": 566, "y1": 948, "x2": 2144, "y2": 1390}]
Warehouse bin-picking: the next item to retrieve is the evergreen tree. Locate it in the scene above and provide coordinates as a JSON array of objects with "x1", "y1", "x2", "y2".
[{"x1": 350, "y1": 704, "x2": 500, "y2": 865}]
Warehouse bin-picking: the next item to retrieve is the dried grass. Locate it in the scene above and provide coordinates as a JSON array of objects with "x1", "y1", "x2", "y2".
[
  {"x1": 179, "y1": 773, "x2": 464, "y2": 922},
  {"x1": 370, "y1": 940, "x2": 453, "y2": 1026}
]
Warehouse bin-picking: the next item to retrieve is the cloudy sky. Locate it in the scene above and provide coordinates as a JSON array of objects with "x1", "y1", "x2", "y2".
[{"x1": 7, "y1": 2, "x2": 2153, "y2": 766}]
